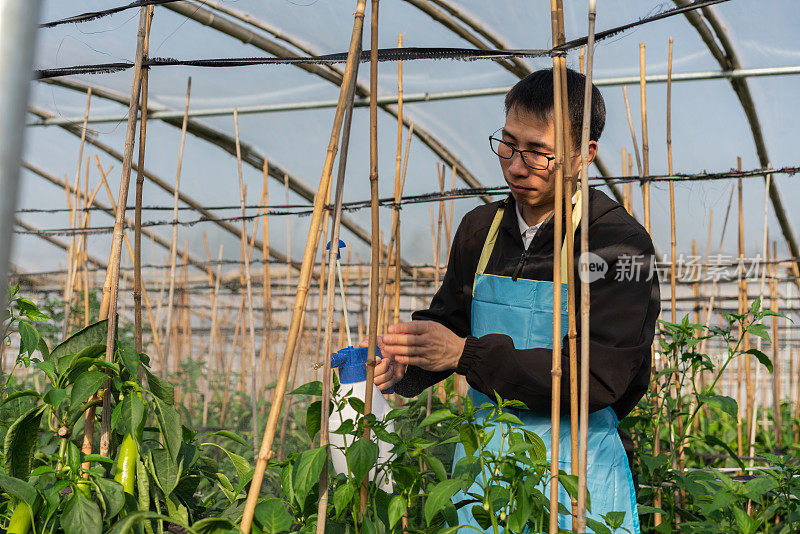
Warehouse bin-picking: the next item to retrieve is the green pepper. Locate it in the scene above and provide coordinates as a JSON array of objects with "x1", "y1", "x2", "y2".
[
  {"x1": 7, "y1": 501, "x2": 32, "y2": 534},
  {"x1": 114, "y1": 433, "x2": 138, "y2": 495}
]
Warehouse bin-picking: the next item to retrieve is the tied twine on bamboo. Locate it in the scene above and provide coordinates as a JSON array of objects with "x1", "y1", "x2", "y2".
[{"x1": 239, "y1": 2, "x2": 369, "y2": 531}]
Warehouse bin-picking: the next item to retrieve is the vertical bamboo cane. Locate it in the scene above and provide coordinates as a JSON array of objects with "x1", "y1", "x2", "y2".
[
  {"x1": 736, "y1": 172, "x2": 746, "y2": 464},
  {"x1": 435, "y1": 164, "x2": 446, "y2": 404},
  {"x1": 234, "y1": 110, "x2": 261, "y2": 455},
  {"x1": 576, "y1": 2, "x2": 596, "y2": 528},
  {"x1": 770, "y1": 242, "x2": 782, "y2": 447},
  {"x1": 359, "y1": 0, "x2": 381, "y2": 514},
  {"x1": 134, "y1": 5, "x2": 154, "y2": 360},
  {"x1": 241, "y1": 2, "x2": 368, "y2": 529},
  {"x1": 62, "y1": 88, "x2": 92, "y2": 337},
  {"x1": 162, "y1": 77, "x2": 192, "y2": 377},
  {"x1": 639, "y1": 43, "x2": 650, "y2": 231},
  {"x1": 261, "y1": 162, "x2": 273, "y2": 398},
  {"x1": 315, "y1": 51, "x2": 362, "y2": 530},
  {"x1": 204, "y1": 245, "x2": 224, "y2": 427},
  {"x1": 549, "y1": 1, "x2": 566, "y2": 530},
  {"x1": 98, "y1": 7, "x2": 151, "y2": 458}
]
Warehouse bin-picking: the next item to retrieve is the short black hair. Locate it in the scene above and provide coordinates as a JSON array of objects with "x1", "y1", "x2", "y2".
[{"x1": 504, "y1": 68, "x2": 606, "y2": 144}]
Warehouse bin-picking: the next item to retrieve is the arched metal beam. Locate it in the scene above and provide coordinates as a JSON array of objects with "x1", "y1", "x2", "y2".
[
  {"x1": 34, "y1": 79, "x2": 408, "y2": 273},
  {"x1": 674, "y1": 0, "x2": 800, "y2": 276},
  {"x1": 166, "y1": 0, "x2": 487, "y2": 197}
]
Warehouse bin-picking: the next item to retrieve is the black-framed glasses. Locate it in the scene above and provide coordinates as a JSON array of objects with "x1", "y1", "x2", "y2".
[{"x1": 489, "y1": 128, "x2": 555, "y2": 171}]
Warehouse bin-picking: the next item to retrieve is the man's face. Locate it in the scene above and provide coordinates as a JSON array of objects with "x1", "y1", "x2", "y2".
[
  {"x1": 499, "y1": 105, "x2": 559, "y2": 211},
  {"x1": 498, "y1": 105, "x2": 597, "y2": 212}
]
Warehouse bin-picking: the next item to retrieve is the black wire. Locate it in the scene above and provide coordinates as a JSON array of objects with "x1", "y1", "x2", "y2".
[
  {"x1": 34, "y1": 0, "x2": 730, "y2": 79},
  {"x1": 40, "y1": 0, "x2": 182, "y2": 28}
]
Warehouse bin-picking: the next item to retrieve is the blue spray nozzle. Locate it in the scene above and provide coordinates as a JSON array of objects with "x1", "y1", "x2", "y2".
[
  {"x1": 330, "y1": 345, "x2": 394, "y2": 394},
  {"x1": 325, "y1": 239, "x2": 347, "y2": 260}
]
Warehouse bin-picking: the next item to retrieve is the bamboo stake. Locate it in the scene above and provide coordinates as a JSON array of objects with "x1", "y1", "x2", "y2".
[
  {"x1": 260, "y1": 161, "x2": 273, "y2": 398},
  {"x1": 576, "y1": 2, "x2": 596, "y2": 529},
  {"x1": 435, "y1": 164, "x2": 446, "y2": 405},
  {"x1": 220, "y1": 294, "x2": 245, "y2": 423},
  {"x1": 394, "y1": 126, "x2": 413, "y2": 325},
  {"x1": 134, "y1": 5, "x2": 154, "y2": 359},
  {"x1": 162, "y1": 77, "x2": 192, "y2": 377},
  {"x1": 316, "y1": 50, "x2": 362, "y2": 532},
  {"x1": 62, "y1": 88, "x2": 92, "y2": 337},
  {"x1": 98, "y1": 6, "x2": 151, "y2": 458},
  {"x1": 621, "y1": 87, "x2": 643, "y2": 179},
  {"x1": 393, "y1": 33, "x2": 404, "y2": 327},
  {"x1": 233, "y1": 110, "x2": 260, "y2": 454},
  {"x1": 639, "y1": 43, "x2": 650, "y2": 231},
  {"x1": 736, "y1": 172, "x2": 746, "y2": 464},
  {"x1": 770, "y1": 242, "x2": 782, "y2": 448},
  {"x1": 549, "y1": 1, "x2": 566, "y2": 530},
  {"x1": 204, "y1": 245, "x2": 224, "y2": 427},
  {"x1": 82, "y1": 158, "x2": 90, "y2": 328},
  {"x1": 360, "y1": 0, "x2": 381, "y2": 514},
  {"x1": 241, "y1": 2, "x2": 368, "y2": 529}
]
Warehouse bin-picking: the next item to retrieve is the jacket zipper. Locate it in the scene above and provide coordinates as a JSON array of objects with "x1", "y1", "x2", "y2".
[{"x1": 512, "y1": 248, "x2": 527, "y2": 281}]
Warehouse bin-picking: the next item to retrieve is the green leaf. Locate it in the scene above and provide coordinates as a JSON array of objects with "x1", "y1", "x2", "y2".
[
  {"x1": 3, "y1": 405, "x2": 44, "y2": 478},
  {"x1": 744, "y1": 348, "x2": 773, "y2": 373},
  {"x1": 17, "y1": 321, "x2": 40, "y2": 357},
  {"x1": 420, "y1": 408, "x2": 455, "y2": 427},
  {"x1": 136, "y1": 455, "x2": 150, "y2": 513},
  {"x1": 698, "y1": 394, "x2": 739, "y2": 419},
  {"x1": 35, "y1": 359, "x2": 57, "y2": 384},
  {"x1": 558, "y1": 471, "x2": 579, "y2": 502},
  {"x1": 94, "y1": 477, "x2": 125, "y2": 518},
  {"x1": 306, "y1": 400, "x2": 322, "y2": 441},
  {"x1": 62, "y1": 492, "x2": 102, "y2": 534},
  {"x1": 704, "y1": 435, "x2": 745, "y2": 470},
  {"x1": 150, "y1": 449, "x2": 182, "y2": 497},
  {"x1": 459, "y1": 424, "x2": 479, "y2": 457},
  {"x1": 586, "y1": 517, "x2": 612, "y2": 534},
  {"x1": 471, "y1": 504, "x2": 492, "y2": 530},
  {"x1": 51, "y1": 319, "x2": 108, "y2": 361},
  {"x1": 121, "y1": 393, "x2": 145, "y2": 436},
  {"x1": 0, "y1": 471, "x2": 37, "y2": 507},
  {"x1": 71, "y1": 370, "x2": 107, "y2": 410},
  {"x1": 333, "y1": 482, "x2": 354, "y2": 517},
  {"x1": 732, "y1": 506, "x2": 759, "y2": 534},
  {"x1": 204, "y1": 429, "x2": 248, "y2": 447},
  {"x1": 421, "y1": 452, "x2": 447, "y2": 482},
  {"x1": 424, "y1": 479, "x2": 462, "y2": 525},
  {"x1": 254, "y1": 497, "x2": 293, "y2": 534},
  {"x1": 494, "y1": 412, "x2": 524, "y2": 426},
  {"x1": 117, "y1": 345, "x2": 139, "y2": 380},
  {"x1": 43, "y1": 387, "x2": 67, "y2": 409},
  {"x1": 153, "y1": 397, "x2": 181, "y2": 461},
  {"x1": 145, "y1": 369, "x2": 174, "y2": 405},
  {"x1": 289, "y1": 381, "x2": 322, "y2": 396},
  {"x1": 1, "y1": 389, "x2": 41, "y2": 406},
  {"x1": 192, "y1": 517, "x2": 238, "y2": 534},
  {"x1": 742, "y1": 475, "x2": 779, "y2": 500},
  {"x1": 745, "y1": 323, "x2": 770, "y2": 342},
  {"x1": 347, "y1": 396, "x2": 365, "y2": 414},
  {"x1": 388, "y1": 494, "x2": 406, "y2": 528},
  {"x1": 602, "y1": 511, "x2": 626, "y2": 529},
  {"x1": 292, "y1": 446, "x2": 327, "y2": 506},
  {"x1": 346, "y1": 438, "x2": 378, "y2": 482},
  {"x1": 637, "y1": 505, "x2": 665, "y2": 515},
  {"x1": 108, "y1": 511, "x2": 175, "y2": 534}
]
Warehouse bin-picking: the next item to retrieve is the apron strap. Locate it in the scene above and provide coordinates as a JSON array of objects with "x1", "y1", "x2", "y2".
[{"x1": 476, "y1": 190, "x2": 584, "y2": 280}]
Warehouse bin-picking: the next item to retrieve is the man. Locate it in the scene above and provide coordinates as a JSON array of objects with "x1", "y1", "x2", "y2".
[{"x1": 372, "y1": 68, "x2": 659, "y2": 532}]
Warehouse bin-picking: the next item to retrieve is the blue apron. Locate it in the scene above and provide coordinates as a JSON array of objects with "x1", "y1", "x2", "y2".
[{"x1": 451, "y1": 193, "x2": 639, "y2": 533}]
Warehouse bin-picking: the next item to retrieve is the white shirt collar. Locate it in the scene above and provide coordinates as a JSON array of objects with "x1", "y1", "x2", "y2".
[{"x1": 514, "y1": 193, "x2": 579, "y2": 249}]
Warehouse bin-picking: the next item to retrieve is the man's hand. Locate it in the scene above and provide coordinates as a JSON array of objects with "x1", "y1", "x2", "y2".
[
  {"x1": 358, "y1": 337, "x2": 406, "y2": 391},
  {"x1": 381, "y1": 321, "x2": 465, "y2": 372}
]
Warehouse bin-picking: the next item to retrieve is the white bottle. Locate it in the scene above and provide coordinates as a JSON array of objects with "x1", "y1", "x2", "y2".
[{"x1": 329, "y1": 346, "x2": 395, "y2": 492}]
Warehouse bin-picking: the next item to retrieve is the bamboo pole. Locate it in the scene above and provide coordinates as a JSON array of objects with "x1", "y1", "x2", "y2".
[
  {"x1": 770, "y1": 241, "x2": 782, "y2": 448},
  {"x1": 576, "y1": 2, "x2": 596, "y2": 529},
  {"x1": 162, "y1": 77, "x2": 192, "y2": 377},
  {"x1": 82, "y1": 161, "x2": 90, "y2": 327},
  {"x1": 204, "y1": 245, "x2": 224, "y2": 428},
  {"x1": 62, "y1": 88, "x2": 92, "y2": 337},
  {"x1": 260, "y1": 161, "x2": 273, "y2": 398},
  {"x1": 241, "y1": 2, "x2": 368, "y2": 529},
  {"x1": 435, "y1": 164, "x2": 446, "y2": 405},
  {"x1": 359, "y1": 0, "x2": 381, "y2": 514},
  {"x1": 233, "y1": 109, "x2": 261, "y2": 455},
  {"x1": 134, "y1": 5, "x2": 154, "y2": 359},
  {"x1": 98, "y1": 6, "x2": 151, "y2": 458},
  {"x1": 315, "y1": 47, "x2": 362, "y2": 531},
  {"x1": 621, "y1": 87, "x2": 643, "y2": 179},
  {"x1": 736, "y1": 172, "x2": 746, "y2": 464},
  {"x1": 639, "y1": 43, "x2": 650, "y2": 231},
  {"x1": 549, "y1": 1, "x2": 566, "y2": 530}
]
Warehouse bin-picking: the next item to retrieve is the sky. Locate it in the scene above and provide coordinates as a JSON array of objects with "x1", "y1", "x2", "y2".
[{"x1": 12, "y1": 0, "x2": 800, "y2": 299}]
